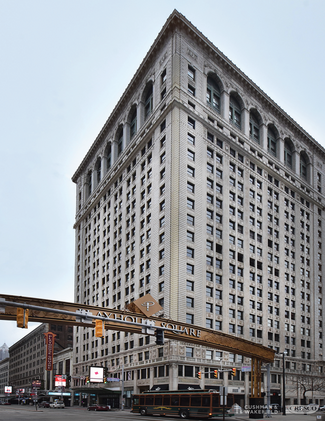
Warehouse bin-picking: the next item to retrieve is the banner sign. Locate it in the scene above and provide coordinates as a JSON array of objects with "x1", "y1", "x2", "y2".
[
  {"x1": 90, "y1": 366, "x2": 104, "y2": 383},
  {"x1": 32, "y1": 380, "x2": 41, "y2": 388},
  {"x1": 5, "y1": 386, "x2": 12, "y2": 393},
  {"x1": 44, "y1": 332, "x2": 56, "y2": 371}
]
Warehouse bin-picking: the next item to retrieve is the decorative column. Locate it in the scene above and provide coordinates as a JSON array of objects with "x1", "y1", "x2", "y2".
[
  {"x1": 221, "y1": 90, "x2": 229, "y2": 121},
  {"x1": 242, "y1": 107, "x2": 250, "y2": 138},
  {"x1": 260, "y1": 123, "x2": 267, "y2": 151},
  {"x1": 278, "y1": 138, "x2": 284, "y2": 164},
  {"x1": 170, "y1": 363, "x2": 178, "y2": 391},
  {"x1": 293, "y1": 150, "x2": 299, "y2": 175}
]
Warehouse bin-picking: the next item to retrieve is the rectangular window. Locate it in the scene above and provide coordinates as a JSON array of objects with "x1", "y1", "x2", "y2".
[
  {"x1": 187, "y1": 166, "x2": 195, "y2": 177},
  {"x1": 187, "y1": 231, "x2": 194, "y2": 242},
  {"x1": 187, "y1": 214, "x2": 194, "y2": 226},
  {"x1": 187, "y1": 247, "x2": 194, "y2": 258},
  {"x1": 188, "y1": 65, "x2": 195, "y2": 80},
  {"x1": 187, "y1": 198, "x2": 195, "y2": 209},
  {"x1": 187, "y1": 181, "x2": 195, "y2": 193},
  {"x1": 207, "y1": 163, "x2": 214, "y2": 173},
  {"x1": 188, "y1": 84, "x2": 195, "y2": 96},
  {"x1": 187, "y1": 149, "x2": 195, "y2": 161},
  {"x1": 188, "y1": 117, "x2": 195, "y2": 129},
  {"x1": 187, "y1": 133, "x2": 195, "y2": 145}
]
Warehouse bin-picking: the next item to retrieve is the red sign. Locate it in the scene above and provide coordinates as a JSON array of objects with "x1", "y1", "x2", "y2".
[
  {"x1": 44, "y1": 332, "x2": 56, "y2": 371},
  {"x1": 55, "y1": 375, "x2": 66, "y2": 386}
]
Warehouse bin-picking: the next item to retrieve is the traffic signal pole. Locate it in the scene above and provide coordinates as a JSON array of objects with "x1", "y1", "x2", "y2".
[{"x1": 222, "y1": 385, "x2": 226, "y2": 421}]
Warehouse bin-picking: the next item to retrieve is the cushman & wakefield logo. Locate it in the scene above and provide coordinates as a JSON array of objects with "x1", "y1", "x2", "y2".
[{"x1": 243, "y1": 404, "x2": 319, "y2": 415}]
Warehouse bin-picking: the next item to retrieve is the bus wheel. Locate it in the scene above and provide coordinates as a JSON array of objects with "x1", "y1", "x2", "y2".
[
  {"x1": 179, "y1": 410, "x2": 189, "y2": 419},
  {"x1": 140, "y1": 408, "x2": 147, "y2": 416}
]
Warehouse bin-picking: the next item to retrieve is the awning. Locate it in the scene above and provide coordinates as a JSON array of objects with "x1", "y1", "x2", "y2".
[
  {"x1": 71, "y1": 387, "x2": 120, "y2": 395},
  {"x1": 178, "y1": 384, "x2": 201, "y2": 390},
  {"x1": 151, "y1": 384, "x2": 169, "y2": 391}
]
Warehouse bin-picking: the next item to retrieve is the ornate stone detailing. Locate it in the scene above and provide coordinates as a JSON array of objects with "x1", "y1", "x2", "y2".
[
  {"x1": 159, "y1": 51, "x2": 168, "y2": 66},
  {"x1": 187, "y1": 48, "x2": 197, "y2": 61}
]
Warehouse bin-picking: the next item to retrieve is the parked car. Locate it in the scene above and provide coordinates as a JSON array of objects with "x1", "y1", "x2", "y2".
[
  {"x1": 49, "y1": 400, "x2": 65, "y2": 408},
  {"x1": 87, "y1": 404, "x2": 111, "y2": 411},
  {"x1": 39, "y1": 401, "x2": 50, "y2": 408}
]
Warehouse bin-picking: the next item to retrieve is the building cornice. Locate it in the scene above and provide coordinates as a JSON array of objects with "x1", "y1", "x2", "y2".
[{"x1": 72, "y1": 9, "x2": 325, "y2": 183}]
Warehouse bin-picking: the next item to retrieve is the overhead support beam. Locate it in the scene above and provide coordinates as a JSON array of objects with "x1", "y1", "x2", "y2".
[{"x1": 0, "y1": 294, "x2": 275, "y2": 363}]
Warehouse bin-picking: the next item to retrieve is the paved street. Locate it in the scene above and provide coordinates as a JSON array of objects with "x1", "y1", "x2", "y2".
[{"x1": 0, "y1": 404, "x2": 323, "y2": 421}]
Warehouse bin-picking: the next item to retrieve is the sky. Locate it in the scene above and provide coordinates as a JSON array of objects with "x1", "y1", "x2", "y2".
[{"x1": 0, "y1": 0, "x2": 324, "y2": 348}]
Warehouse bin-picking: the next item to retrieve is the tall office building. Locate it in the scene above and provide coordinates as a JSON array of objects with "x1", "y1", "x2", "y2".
[{"x1": 72, "y1": 10, "x2": 325, "y2": 406}]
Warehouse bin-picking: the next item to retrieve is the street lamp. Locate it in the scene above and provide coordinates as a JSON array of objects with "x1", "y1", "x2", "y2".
[{"x1": 280, "y1": 351, "x2": 287, "y2": 416}]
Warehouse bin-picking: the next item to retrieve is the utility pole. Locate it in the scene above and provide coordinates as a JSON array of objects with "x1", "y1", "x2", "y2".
[{"x1": 121, "y1": 365, "x2": 124, "y2": 410}]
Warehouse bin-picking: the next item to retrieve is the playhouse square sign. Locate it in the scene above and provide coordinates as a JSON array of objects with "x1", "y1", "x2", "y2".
[{"x1": 96, "y1": 311, "x2": 201, "y2": 337}]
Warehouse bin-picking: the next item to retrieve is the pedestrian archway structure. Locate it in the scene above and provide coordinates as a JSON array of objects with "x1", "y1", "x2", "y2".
[{"x1": 0, "y1": 293, "x2": 274, "y2": 398}]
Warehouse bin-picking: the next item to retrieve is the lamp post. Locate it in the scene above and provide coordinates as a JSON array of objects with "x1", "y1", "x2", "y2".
[{"x1": 281, "y1": 351, "x2": 287, "y2": 416}]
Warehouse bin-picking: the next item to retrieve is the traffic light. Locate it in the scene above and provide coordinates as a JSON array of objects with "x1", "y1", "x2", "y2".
[
  {"x1": 95, "y1": 320, "x2": 103, "y2": 337},
  {"x1": 197, "y1": 371, "x2": 201, "y2": 379},
  {"x1": 17, "y1": 308, "x2": 29, "y2": 328},
  {"x1": 86, "y1": 376, "x2": 90, "y2": 383},
  {"x1": 214, "y1": 369, "x2": 218, "y2": 378},
  {"x1": 231, "y1": 368, "x2": 236, "y2": 377},
  {"x1": 156, "y1": 328, "x2": 164, "y2": 345},
  {"x1": 103, "y1": 377, "x2": 107, "y2": 383}
]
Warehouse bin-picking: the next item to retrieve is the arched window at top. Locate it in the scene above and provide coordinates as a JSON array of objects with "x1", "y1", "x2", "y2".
[
  {"x1": 249, "y1": 110, "x2": 261, "y2": 144},
  {"x1": 144, "y1": 83, "x2": 153, "y2": 120},
  {"x1": 130, "y1": 106, "x2": 137, "y2": 139},
  {"x1": 300, "y1": 152, "x2": 308, "y2": 181},
  {"x1": 106, "y1": 144, "x2": 112, "y2": 171},
  {"x1": 95, "y1": 158, "x2": 101, "y2": 185},
  {"x1": 117, "y1": 128, "x2": 123, "y2": 157},
  {"x1": 284, "y1": 139, "x2": 294, "y2": 169},
  {"x1": 86, "y1": 171, "x2": 92, "y2": 198},
  {"x1": 207, "y1": 75, "x2": 221, "y2": 113},
  {"x1": 267, "y1": 126, "x2": 277, "y2": 157},
  {"x1": 229, "y1": 94, "x2": 242, "y2": 129}
]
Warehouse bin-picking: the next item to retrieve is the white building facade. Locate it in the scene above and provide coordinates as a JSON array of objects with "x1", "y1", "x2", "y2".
[{"x1": 72, "y1": 10, "x2": 325, "y2": 407}]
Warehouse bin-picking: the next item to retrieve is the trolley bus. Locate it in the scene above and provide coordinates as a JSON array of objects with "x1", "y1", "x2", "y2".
[{"x1": 131, "y1": 389, "x2": 235, "y2": 418}]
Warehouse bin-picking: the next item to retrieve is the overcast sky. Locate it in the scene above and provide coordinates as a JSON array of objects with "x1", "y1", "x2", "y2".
[{"x1": 1, "y1": 0, "x2": 324, "y2": 347}]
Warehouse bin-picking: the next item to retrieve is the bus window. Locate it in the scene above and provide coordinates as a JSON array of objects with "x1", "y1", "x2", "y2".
[
  {"x1": 163, "y1": 395, "x2": 171, "y2": 406},
  {"x1": 212, "y1": 395, "x2": 220, "y2": 407},
  {"x1": 146, "y1": 396, "x2": 154, "y2": 405},
  {"x1": 191, "y1": 395, "x2": 201, "y2": 406},
  {"x1": 133, "y1": 396, "x2": 139, "y2": 405},
  {"x1": 155, "y1": 396, "x2": 162, "y2": 405},
  {"x1": 180, "y1": 396, "x2": 190, "y2": 406},
  {"x1": 171, "y1": 396, "x2": 179, "y2": 406},
  {"x1": 202, "y1": 396, "x2": 210, "y2": 407},
  {"x1": 140, "y1": 396, "x2": 145, "y2": 405}
]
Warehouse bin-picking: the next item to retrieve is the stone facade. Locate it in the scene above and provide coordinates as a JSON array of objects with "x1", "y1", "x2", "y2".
[
  {"x1": 0, "y1": 357, "x2": 9, "y2": 400},
  {"x1": 72, "y1": 10, "x2": 325, "y2": 406},
  {"x1": 9, "y1": 323, "x2": 73, "y2": 394}
]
